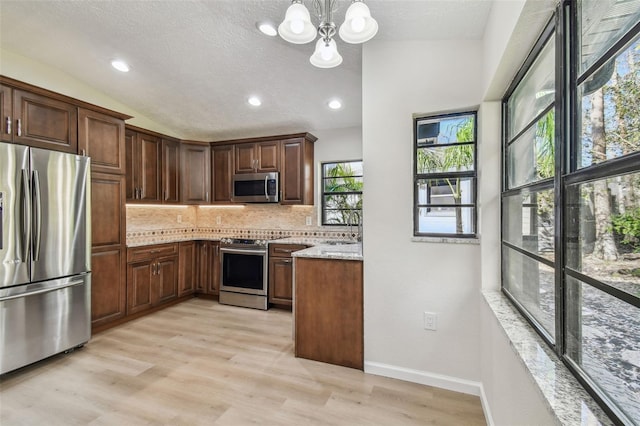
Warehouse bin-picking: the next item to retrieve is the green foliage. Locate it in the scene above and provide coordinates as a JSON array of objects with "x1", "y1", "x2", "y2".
[
  {"x1": 536, "y1": 110, "x2": 555, "y2": 179},
  {"x1": 324, "y1": 162, "x2": 362, "y2": 225},
  {"x1": 611, "y1": 207, "x2": 640, "y2": 251}
]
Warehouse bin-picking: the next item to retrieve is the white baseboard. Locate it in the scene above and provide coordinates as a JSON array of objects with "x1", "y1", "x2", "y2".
[
  {"x1": 364, "y1": 361, "x2": 482, "y2": 396},
  {"x1": 364, "y1": 361, "x2": 495, "y2": 424}
]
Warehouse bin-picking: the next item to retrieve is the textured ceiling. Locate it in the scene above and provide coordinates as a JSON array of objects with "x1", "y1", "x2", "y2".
[{"x1": 0, "y1": 0, "x2": 493, "y2": 140}]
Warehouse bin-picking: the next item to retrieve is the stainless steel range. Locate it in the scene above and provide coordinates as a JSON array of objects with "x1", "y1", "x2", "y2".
[{"x1": 219, "y1": 237, "x2": 272, "y2": 310}]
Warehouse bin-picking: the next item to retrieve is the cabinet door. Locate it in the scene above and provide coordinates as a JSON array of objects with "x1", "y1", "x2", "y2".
[
  {"x1": 12, "y1": 89, "x2": 78, "y2": 153},
  {"x1": 127, "y1": 260, "x2": 154, "y2": 315},
  {"x1": 0, "y1": 84, "x2": 12, "y2": 142},
  {"x1": 157, "y1": 255, "x2": 178, "y2": 304},
  {"x1": 281, "y1": 138, "x2": 314, "y2": 205},
  {"x1": 91, "y1": 247, "x2": 126, "y2": 327},
  {"x1": 139, "y1": 133, "x2": 161, "y2": 202},
  {"x1": 125, "y1": 130, "x2": 137, "y2": 200},
  {"x1": 181, "y1": 143, "x2": 211, "y2": 204},
  {"x1": 196, "y1": 241, "x2": 210, "y2": 293},
  {"x1": 91, "y1": 173, "x2": 125, "y2": 248},
  {"x1": 178, "y1": 242, "x2": 196, "y2": 296},
  {"x1": 208, "y1": 242, "x2": 220, "y2": 295},
  {"x1": 257, "y1": 141, "x2": 279, "y2": 172},
  {"x1": 78, "y1": 108, "x2": 125, "y2": 174},
  {"x1": 234, "y1": 143, "x2": 256, "y2": 173},
  {"x1": 212, "y1": 144, "x2": 233, "y2": 203},
  {"x1": 268, "y1": 257, "x2": 294, "y2": 306},
  {"x1": 162, "y1": 138, "x2": 180, "y2": 203}
]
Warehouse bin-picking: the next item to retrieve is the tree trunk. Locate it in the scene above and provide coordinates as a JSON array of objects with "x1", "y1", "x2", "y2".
[
  {"x1": 591, "y1": 88, "x2": 618, "y2": 261},
  {"x1": 454, "y1": 179, "x2": 463, "y2": 233}
]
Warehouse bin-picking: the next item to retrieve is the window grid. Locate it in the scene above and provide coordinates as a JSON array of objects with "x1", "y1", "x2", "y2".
[{"x1": 320, "y1": 160, "x2": 363, "y2": 226}]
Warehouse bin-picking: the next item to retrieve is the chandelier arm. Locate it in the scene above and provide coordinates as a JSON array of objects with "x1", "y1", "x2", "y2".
[{"x1": 312, "y1": 0, "x2": 323, "y2": 22}]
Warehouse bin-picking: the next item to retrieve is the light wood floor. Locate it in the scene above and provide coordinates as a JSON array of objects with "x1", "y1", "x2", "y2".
[{"x1": 0, "y1": 298, "x2": 486, "y2": 425}]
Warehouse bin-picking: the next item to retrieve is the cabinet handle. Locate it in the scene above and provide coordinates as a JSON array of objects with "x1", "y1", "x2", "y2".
[
  {"x1": 5, "y1": 116, "x2": 11, "y2": 134},
  {"x1": 81, "y1": 149, "x2": 86, "y2": 156},
  {"x1": 283, "y1": 259, "x2": 292, "y2": 264},
  {"x1": 16, "y1": 119, "x2": 21, "y2": 137},
  {"x1": 164, "y1": 190, "x2": 168, "y2": 201},
  {"x1": 206, "y1": 191, "x2": 209, "y2": 201}
]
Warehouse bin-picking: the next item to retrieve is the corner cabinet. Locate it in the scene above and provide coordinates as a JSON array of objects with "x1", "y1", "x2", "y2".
[
  {"x1": 181, "y1": 141, "x2": 211, "y2": 204},
  {"x1": 212, "y1": 144, "x2": 234, "y2": 203}
]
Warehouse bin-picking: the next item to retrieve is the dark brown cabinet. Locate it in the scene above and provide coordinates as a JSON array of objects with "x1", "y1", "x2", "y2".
[
  {"x1": 268, "y1": 244, "x2": 307, "y2": 307},
  {"x1": 234, "y1": 141, "x2": 279, "y2": 174},
  {"x1": 196, "y1": 240, "x2": 220, "y2": 295},
  {"x1": 126, "y1": 128, "x2": 161, "y2": 202},
  {"x1": 280, "y1": 136, "x2": 316, "y2": 205},
  {"x1": 295, "y1": 258, "x2": 363, "y2": 370},
  {"x1": 91, "y1": 246, "x2": 126, "y2": 328},
  {"x1": 181, "y1": 142, "x2": 211, "y2": 204},
  {"x1": 162, "y1": 138, "x2": 180, "y2": 203},
  {"x1": 0, "y1": 83, "x2": 77, "y2": 152},
  {"x1": 78, "y1": 108, "x2": 126, "y2": 174},
  {"x1": 212, "y1": 144, "x2": 234, "y2": 203},
  {"x1": 178, "y1": 241, "x2": 196, "y2": 297},
  {"x1": 127, "y1": 243, "x2": 179, "y2": 315}
]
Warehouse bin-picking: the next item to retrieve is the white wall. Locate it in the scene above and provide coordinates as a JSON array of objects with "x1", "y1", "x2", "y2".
[{"x1": 362, "y1": 39, "x2": 484, "y2": 390}]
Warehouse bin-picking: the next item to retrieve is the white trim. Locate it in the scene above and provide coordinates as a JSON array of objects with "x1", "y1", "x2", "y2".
[
  {"x1": 478, "y1": 383, "x2": 496, "y2": 426},
  {"x1": 364, "y1": 361, "x2": 482, "y2": 396}
]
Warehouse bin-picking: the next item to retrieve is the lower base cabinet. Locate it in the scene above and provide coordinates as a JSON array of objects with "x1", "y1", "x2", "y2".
[
  {"x1": 91, "y1": 247, "x2": 126, "y2": 327},
  {"x1": 126, "y1": 243, "x2": 179, "y2": 315},
  {"x1": 268, "y1": 244, "x2": 307, "y2": 307},
  {"x1": 294, "y1": 257, "x2": 363, "y2": 370},
  {"x1": 196, "y1": 240, "x2": 220, "y2": 295},
  {"x1": 178, "y1": 241, "x2": 196, "y2": 296}
]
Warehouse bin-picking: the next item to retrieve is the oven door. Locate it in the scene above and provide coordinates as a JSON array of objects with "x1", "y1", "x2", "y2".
[{"x1": 220, "y1": 247, "x2": 268, "y2": 296}]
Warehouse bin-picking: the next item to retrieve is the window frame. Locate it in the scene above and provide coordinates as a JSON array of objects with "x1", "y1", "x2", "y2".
[
  {"x1": 320, "y1": 159, "x2": 363, "y2": 226},
  {"x1": 413, "y1": 111, "x2": 478, "y2": 238},
  {"x1": 501, "y1": 2, "x2": 640, "y2": 424}
]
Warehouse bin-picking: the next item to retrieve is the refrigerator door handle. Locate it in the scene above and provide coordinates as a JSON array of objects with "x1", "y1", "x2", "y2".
[
  {"x1": 0, "y1": 279, "x2": 85, "y2": 302},
  {"x1": 20, "y1": 169, "x2": 31, "y2": 262},
  {"x1": 32, "y1": 170, "x2": 42, "y2": 262}
]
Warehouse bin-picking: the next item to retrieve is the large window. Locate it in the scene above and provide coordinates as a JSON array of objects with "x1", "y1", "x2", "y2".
[
  {"x1": 502, "y1": 2, "x2": 640, "y2": 424},
  {"x1": 321, "y1": 160, "x2": 363, "y2": 226},
  {"x1": 414, "y1": 112, "x2": 477, "y2": 237}
]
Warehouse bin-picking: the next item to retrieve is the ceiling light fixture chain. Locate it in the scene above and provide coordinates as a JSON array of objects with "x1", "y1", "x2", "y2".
[{"x1": 278, "y1": 0, "x2": 378, "y2": 69}]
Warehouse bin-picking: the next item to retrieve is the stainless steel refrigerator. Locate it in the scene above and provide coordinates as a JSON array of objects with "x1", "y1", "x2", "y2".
[{"x1": 0, "y1": 142, "x2": 91, "y2": 375}]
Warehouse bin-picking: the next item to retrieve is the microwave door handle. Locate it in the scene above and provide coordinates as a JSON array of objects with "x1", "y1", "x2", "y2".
[{"x1": 264, "y1": 176, "x2": 269, "y2": 201}]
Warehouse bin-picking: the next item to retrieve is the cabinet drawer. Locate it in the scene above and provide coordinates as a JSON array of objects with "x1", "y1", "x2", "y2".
[
  {"x1": 269, "y1": 244, "x2": 307, "y2": 258},
  {"x1": 127, "y1": 243, "x2": 178, "y2": 263}
]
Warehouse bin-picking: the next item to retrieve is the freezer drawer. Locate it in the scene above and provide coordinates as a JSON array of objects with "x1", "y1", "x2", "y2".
[{"x1": 0, "y1": 274, "x2": 91, "y2": 374}]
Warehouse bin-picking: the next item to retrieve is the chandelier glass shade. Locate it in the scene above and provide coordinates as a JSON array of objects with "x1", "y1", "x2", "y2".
[{"x1": 278, "y1": 0, "x2": 378, "y2": 68}]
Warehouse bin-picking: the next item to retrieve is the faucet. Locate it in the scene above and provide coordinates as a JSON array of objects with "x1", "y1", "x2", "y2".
[{"x1": 348, "y1": 210, "x2": 362, "y2": 242}]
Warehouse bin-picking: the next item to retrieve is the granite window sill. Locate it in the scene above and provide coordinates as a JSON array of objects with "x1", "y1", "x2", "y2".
[{"x1": 483, "y1": 291, "x2": 613, "y2": 425}]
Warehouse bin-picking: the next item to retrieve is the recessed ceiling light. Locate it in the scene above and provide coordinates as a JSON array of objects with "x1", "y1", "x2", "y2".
[
  {"x1": 328, "y1": 99, "x2": 342, "y2": 110},
  {"x1": 248, "y1": 96, "x2": 262, "y2": 107},
  {"x1": 111, "y1": 59, "x2": 130, "y2": 72},
  {"x1": 256, "y1": 21, "x2": 278, "y2": 37}
]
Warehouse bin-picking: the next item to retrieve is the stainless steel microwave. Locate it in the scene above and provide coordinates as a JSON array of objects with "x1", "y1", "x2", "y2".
[{"x1": 231, "y1": 172, "x2": 279, "y2": 203}]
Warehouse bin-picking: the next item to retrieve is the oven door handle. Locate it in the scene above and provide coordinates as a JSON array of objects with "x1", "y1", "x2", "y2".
[{"x1": 220, "y1": 247, "x2": 266, "y2": 256}]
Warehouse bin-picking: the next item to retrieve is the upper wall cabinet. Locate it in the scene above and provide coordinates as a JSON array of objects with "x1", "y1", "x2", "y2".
[
  {"x1": 234, "y1": 141, "x2": 279, "y2": 174},
  {"x1": 78, "y1": 108, "x2": 126, "y2": 174},
  {"x1": 126, "y1": 128, "x2": 162, "y2": 203},
  {"x1": 1, "y1": 83, "x2": 77, "y2": 153},
  {"x1": 162, "y1": 138, "x2": 180, "y2": 203},
  {"x1": 181, "y1": 141, "x2": 211, "y2": 204},
  {"x1": 212, "y1": 144, "x2": 234, "y2": 203},
  {"x1": 280, "y1": 135, "x2": 316, "y2": 205}
]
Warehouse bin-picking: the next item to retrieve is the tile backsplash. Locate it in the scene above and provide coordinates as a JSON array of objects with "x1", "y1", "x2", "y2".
[{"x1": 126, "y1": 204, "x2": 355, "y2": 245}]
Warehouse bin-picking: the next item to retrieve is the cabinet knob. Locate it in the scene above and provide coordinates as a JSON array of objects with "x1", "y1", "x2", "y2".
[{"x1": 5, "y1": 116, "x2": 11, "y2": 134}]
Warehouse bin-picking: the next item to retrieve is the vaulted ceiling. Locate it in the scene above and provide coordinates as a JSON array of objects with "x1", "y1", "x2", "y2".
[{"x1": 0, "y1": 0, "x2": 493, "y2": 140}]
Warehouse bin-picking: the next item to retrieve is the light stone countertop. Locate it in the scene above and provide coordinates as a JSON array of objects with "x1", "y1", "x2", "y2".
[{"x1": 275, "y1": 237, "x2": 363, "y2": 261}]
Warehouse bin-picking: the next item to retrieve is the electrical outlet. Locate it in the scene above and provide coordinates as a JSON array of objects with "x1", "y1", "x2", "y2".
[
  {"x1": 424, "y1": 312, "x2": 438, "y2": 331},
  {"x1": 177, "y1": 214, "x2": 182, "y2": 223},
  {"x1": 305, "y1": 216, "x2": 312, "y2": 226},
  {"x1": 216, "y1": 216, "x2": 222, "y2": 225}
]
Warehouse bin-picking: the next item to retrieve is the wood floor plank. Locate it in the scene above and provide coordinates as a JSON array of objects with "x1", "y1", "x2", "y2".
[{"x1": 0, "y1": 298, "x2": 486, "y2": 425}]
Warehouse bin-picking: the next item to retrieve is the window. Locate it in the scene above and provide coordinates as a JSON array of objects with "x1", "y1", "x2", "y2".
[
  {"x1": 414, "y1": 112, "x2": 477, "y2": 237},
  {"x1": 502, "y1": 2, "x2": 640, "y2": 424},
  {"x1": 321, "y1": 160, "x2": 363, "y2": 226}
]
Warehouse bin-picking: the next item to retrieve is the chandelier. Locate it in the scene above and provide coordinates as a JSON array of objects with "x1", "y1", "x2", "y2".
[{"x1": 278, "y1": 0, "x2": 379, "y2": 68}]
